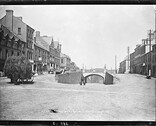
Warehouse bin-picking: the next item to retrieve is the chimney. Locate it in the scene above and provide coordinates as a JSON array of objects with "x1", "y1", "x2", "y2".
[
  {"x1": 59, "y1": 44, "x2": 62, "y2": 52},
  {"x1": 17, "y1": 17, "x2": 22, "y2": 21},
  {"x1": 36, "y1": 31, "x2": 40, "y2": 37},
  {"x1": 6, "y1": 10, "x2": 13, "y2": 31}
]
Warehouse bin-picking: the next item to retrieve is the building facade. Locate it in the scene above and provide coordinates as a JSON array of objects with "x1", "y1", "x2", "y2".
[
  {"x1": 119, "y1": 60, "x2": 126, "y2": 73},
  {"x1": 151, "y1": 44, "x2": 156, "y2": 77},
  {"x1": 0, "y1": 24, "x2": 26, "y2": 71},
  {"x1": 42, "y1": 36, "x2": 61, "y2": 70},
  {"x1": 0, "y1": 10, "x2": 34, "y2": 63},
  {"x1": 121, "y1": 30, "x2": 156, "y2": 77},
  {"x1": 33, "y1": 31, "x2": 50, "y2": 73},
  {"x1": 60, "y1": 53, "x2": 71, "y2": 71}
]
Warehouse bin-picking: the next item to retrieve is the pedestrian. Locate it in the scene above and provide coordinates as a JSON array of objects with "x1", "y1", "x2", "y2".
[{"x1": 80, "y1": 74, "x2": 85, "y2": 86}]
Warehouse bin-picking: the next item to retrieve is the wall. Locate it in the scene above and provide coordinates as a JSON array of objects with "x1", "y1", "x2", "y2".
[
  {"x1": 13, "y1": 16, "x2": 27, "y2": 42},
  {"x1": 57, "y1": 71, "x2": 81, "y2": 84}
]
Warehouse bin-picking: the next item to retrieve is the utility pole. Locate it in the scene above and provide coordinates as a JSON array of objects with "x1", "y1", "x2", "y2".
[
  {"x1": 115, "y1": 55, "x2": 117, "y2": 74},
  {"x1": 154, "y1": 5, "x2": 156, "y2": 44},
  {"x1": 147, "y1": 30, "x2": 152, "y2": 78}
]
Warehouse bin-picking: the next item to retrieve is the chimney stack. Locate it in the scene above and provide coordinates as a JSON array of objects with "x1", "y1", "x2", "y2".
[
  {"x1": 59, "y1": 44, "x2": 62, "y2": 52},
  {"x1": 17, "y1": 17, "x2": 22, "y2": 21},
  {"x1": 6, "y1": 10, "x2": 13, "y2": 31},
  {"x1": 36, "y1": 31, "x2": 40, "y2": 37}
]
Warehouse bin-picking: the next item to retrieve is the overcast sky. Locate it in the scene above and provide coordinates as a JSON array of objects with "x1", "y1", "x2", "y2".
[{"x1": 0, "y1": 5, "x2": 155, "y2": 69}]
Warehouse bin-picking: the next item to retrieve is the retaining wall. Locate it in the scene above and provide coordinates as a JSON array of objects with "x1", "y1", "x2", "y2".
[
  {"x1": 104, "y1": 72, "x2": 113, "y2": 84},
  {"x1": 57, "y1": 71, "x2": 82, "y2": 84}
]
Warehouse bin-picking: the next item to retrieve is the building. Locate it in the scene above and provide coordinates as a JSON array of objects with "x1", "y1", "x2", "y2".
[
  {"x1": 0, "y1": 24, "x2": 26, "y2": 72},
  {"x1": 60, "y1": 53, "x2": 71, "y2": 71},
  {"x1": 0, "y1": 10, "x2": 35, "y2": 64},
  {"x1": 41, "y1": 36, "x2": 61, "y2": 70},
  {"x1": 33, "y1": 31, "x2": 50, "y2": 73},
  {"x1": 127, "y1": 30, "x2": 156, "y2": 77},
  {"x1": 132, "y1": 44, "x2": 146, "y2": 74},
  {"x1": 151, "y1": 44, "x2": 156, "y2": 77},
  {"x1": 70, "y1": 61, "x2": 79, "y2": 71},
  {"x1": 119, "y1": 60, "x2": 126, "y2": 73}
]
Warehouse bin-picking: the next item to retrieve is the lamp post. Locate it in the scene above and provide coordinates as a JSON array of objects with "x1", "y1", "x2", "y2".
[{"x1": 38, "y1": 56, "x2": 42, "y2": 74}]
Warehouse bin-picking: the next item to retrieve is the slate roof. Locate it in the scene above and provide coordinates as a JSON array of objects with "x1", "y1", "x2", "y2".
[
  {"x1": 0, "y1": 24, "x2": 25, "y2": 42},
  {"x1": 35, "y1": 36, "x2": 49, "y2": 52},
  {"x1": 60, "y1": 53, "x2": 70, "y2": 59},
  {"x1": 41, "y1": 36, "x2": 59, "y2": 49}
]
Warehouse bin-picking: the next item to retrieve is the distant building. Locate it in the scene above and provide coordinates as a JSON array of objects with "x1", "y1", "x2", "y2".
[
  {"x1": 33, "y1": 31, "x2": 50, "y2": 73},
  {"x1": 151, "y1": 44, "x2": 156, "y2": 77},
  {"x1": 119, "y1": 60, "x2": 126, "y2": 73},
  {"x1": 0, "y1": 24, "x2": 26, "y2": 71},
  {"x1": 70, "y1": 61, "x2": 79, "y2": 71},
  {"x1": 0, "y1": 10, "x2": 35, "y2": 65},
  {"x1": 130, "y1": 44, "x2": 146, "y2": 74},
  {"x1": 127, "y1": 30, "x2": 156, "y2": 77},
  {"x1": 60, "y1": 53, "x2": 71, "y2": 71},
  {"x1": 41, "y1": 36, "x2": 61, "y2": 70}
]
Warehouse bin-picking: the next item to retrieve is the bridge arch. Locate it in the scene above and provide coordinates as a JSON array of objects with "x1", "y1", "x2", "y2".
[{"x1": 84, "y1": 73, "x2": 104, "y2": 84}]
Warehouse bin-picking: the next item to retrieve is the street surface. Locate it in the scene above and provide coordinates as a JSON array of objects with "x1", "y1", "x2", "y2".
[{"x1": 0, "y1": 73, "x2": 155, "y2": 121}]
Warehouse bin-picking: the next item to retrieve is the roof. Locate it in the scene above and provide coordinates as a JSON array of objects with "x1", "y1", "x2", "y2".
[
  {"x1": 0, "y1": 24, "x2": 25, "y2": 42},
  {"x1": 41, "y1": 36, "x2": 59, "y2": 49},
  {"x1": 35, "y1": 36, "x2": 49, "y2": 51},
  {"x1": 60, "y1": 53, "x2": 70, "y2": 59}
]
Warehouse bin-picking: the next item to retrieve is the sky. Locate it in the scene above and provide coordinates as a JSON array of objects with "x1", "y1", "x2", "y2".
[{"x1": 0, "y1": 5, "x2": 155, "y2": 69}]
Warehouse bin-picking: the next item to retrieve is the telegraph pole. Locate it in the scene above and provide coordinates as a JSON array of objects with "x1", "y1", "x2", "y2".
[
  {"x1": 155, "y1": 5, "x2": 156, "y2": 44},
  {"x1": 115, "y1": 55, "x2": 117, "y2": 74},
  {"x1": 147, "y1": 30, "x2": 152, "y2": 79}
]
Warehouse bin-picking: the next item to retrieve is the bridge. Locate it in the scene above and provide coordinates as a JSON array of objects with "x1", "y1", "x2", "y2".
[{"x1": 83, "y1": 72, "x2": 105, "y2": 84}]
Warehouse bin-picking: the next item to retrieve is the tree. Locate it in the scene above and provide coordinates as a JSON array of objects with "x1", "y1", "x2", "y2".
[{"x1": 3, "y1": 55, "x2": 32, "y2": 84}]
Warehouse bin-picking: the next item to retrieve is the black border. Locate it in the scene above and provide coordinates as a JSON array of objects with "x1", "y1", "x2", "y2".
[
  {"x1": 0, "y1": 0, "x2": 156, "y2": 5},
  {"x1": 0, "y1": 120, "x2": 155, "y2": 125},
  {"x1": 0, "y1": 0, "x2": 156, "y2": 125}
]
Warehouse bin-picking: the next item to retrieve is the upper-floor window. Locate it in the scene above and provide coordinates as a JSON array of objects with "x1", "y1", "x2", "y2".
[
  {"x1": 61, "y1": 58, "x2": 63, "y2": 63},
  {"x1": 18, "y1": 28, "x2": 21, "y2": 35}
]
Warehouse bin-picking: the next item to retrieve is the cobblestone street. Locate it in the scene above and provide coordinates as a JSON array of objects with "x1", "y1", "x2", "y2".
[{"x1": 0, "y1": 73, "x2": 155, "y2": 121}]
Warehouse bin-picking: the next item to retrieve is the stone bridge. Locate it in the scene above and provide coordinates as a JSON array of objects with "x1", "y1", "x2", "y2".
[{"x1": 83, "y1": 72, "x2": 105, "y2": 83}]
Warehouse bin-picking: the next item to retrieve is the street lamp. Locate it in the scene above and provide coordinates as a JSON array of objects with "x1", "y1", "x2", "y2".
[{"x1": 38, "y1": 56, "x2": 42, "y2": 74}]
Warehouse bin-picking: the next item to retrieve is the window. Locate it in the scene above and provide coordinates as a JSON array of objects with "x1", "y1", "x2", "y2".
[
  {"x1": 61, "y1": 58, "x2": 63, "y2": 63},
  {"x1": 6, "y1": 50, "x2": 8, "y2": 59},
  {"x1": 11, "y1": 51, "x2": 14, "y2": 56},
  {"x1": 0, "y1": 48, "x2": 2, "y2": 59},
  {"x1": 18, "y1": 28, "x2": 21, "y2": 35}
]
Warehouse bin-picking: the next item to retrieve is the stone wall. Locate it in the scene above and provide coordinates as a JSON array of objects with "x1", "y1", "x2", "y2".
[
  {"x1": 57, "y1": 71, "x2": 81, "y2": 84},
  {"x1": 104, "y1": 72, "x2": 113, "y2": 84}
]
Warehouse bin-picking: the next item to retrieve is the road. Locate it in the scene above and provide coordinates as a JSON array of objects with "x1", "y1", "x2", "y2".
[{"x1": 0, "y1": 73, "x2": 155, "y2": 121}]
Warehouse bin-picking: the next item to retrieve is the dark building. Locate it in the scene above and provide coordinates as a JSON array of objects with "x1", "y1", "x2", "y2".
[
  {"x1": 42, "y1": 36, "x2": 61, "y2": 70},
  {"x1": 151, "y1": 44, "x2": 156, "y2": 77},
  {"x1": 0, "y1": 10, "x2": 35, "y2": 63},
  {"x1": 0, "y1": 24, "x2": 26, "y2": 72},
  {"x1": 119, "y1": 60, "x2": 126, "y2": 73},
  {"x1": 33, "y1": 31, "x2": 50, "y2": 73},
  {"x1": 128, "y1": 42, "x2": 155, "y2": 77},
  {"x1": 132, "y1": 44, "x2": 146, "y2": 75}
]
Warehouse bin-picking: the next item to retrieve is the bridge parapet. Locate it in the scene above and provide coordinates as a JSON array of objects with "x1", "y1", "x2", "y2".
[{"x1": 83, "y1": 72, "x2": 105, "y2": 78}]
